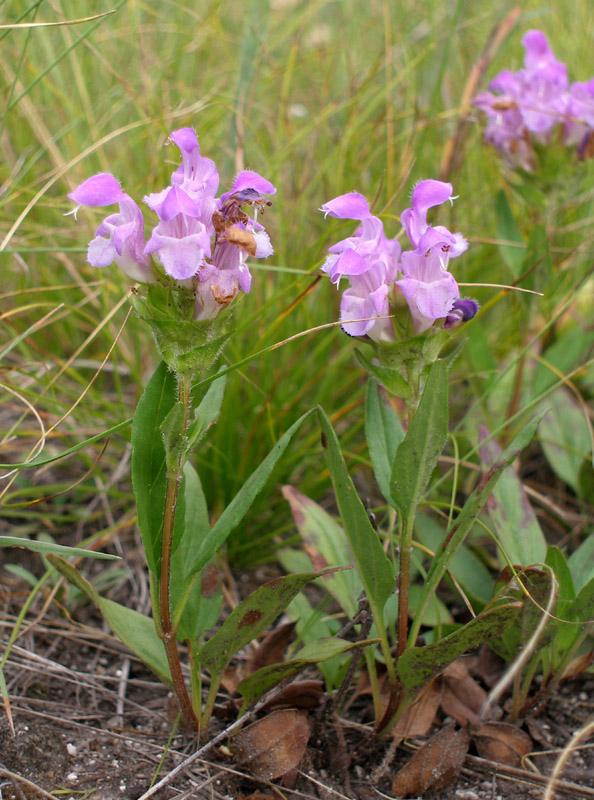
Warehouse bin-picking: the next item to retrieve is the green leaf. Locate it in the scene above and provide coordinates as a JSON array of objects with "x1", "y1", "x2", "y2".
[
  {"x1": 539, "y1": 388, "x2": 592, "y2": 495},
  {"x1": 170, "y1": 463, "x2": 222, "y2": 643},
  {"x1": 186, "y1": 371, "x2": 227, "y2": 453},
  {"x1": 545, "y1": 546, "x2": 575, "y2": 609},
  {"x1": 282, "y1": 486, "x2": 361, "y2": 618},
  {"x1": 99, "y1": 599, "x2": 171, "y2": 686},
  {"x1": 355, "y1": 348, "x2": 412, "y2": 399},
  {"x1": 414, "y1": 514, "x2": 492, "y2": 605},
  {"x1": 568, "y1": 533, "x2": 594, "y2": 592},
  {"x1": 532, "y1": 329, "x2": 594, "y2": 401},
  {"x1": 409, "y1": 414, "x2": 543, "y2": 644},
  {"x1": 190, "y1": 409, "x2": 316, "y2": 575},
  {"x1": 487, "y1": 567, "x2": 556, "y2": 661},
  {"x1": 465, "y1": 321, "x2": 497, "y2": 391},
  {"x1": 237, "y1": 637, "x2": 374, "y2": 709},
  {"x1": 281, "y1": 593, "x2": 343, "y2": 688},
  {"x1": 479, "y1": 426, "x2": 547, "y2": 566},
  {"x1": 495, "y1": 189, "x2": 525, "y2": 277},
  {"x1": 47, "y1": 556, "x2": 171, "y2": 685},
  {"x1": 398, "y1": 601, "x2": 521, "y2": 694},
  {"x1": 317, "y1": 407, "x2": 395, "y2": 619},
  {"x1": 365, "y1": 378, "x2": 405, "y2": 506},
  {"x1": 391, "y1": 360, "x2": 448, "y2": 520},
  {"x1": 131, "y1": 361, "x2": 186, "y2": 574},
  {"x1": 0, "y1": 537, "x2": 119, "y2": 560},
  {"x1": 199, "y1": 569, "x2": 342, "y2": 681}
]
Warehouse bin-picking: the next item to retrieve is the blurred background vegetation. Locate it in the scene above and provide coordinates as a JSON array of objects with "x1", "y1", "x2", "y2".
[{"x1": 1, "y1": 0, "x2": 593, "y2": 570}]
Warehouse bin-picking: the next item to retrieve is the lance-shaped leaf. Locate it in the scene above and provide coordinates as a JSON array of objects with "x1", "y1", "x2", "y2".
[
  {"x1": 131, "y1": 361, "x2": 185, "y2": 574},
  {"x1": 0, "y1": 537, "x2": 119, "y2": 560},
  {"x1": 282, "y1": 486, "x2": 361, "y2": 618},
  {"x1": 409, "y1": 414, "x2": 543, "y2": 645},
  {"x1": 391, "y1": 360, "x2": 448, "y2": 520},
  {"x1": 365, "y1": 378, "x2": 405, "y2": 506},
  {"x1": 237, "y1": 637, "x2": 376, "y2": 709},
  {"x1": 480, "y1": 425, "x2": 546, "y2": 566},
  {"x1": 398, "y1": 601, "x2": 521, "y2": 696},
  {"x1": 47, "y1": 556, "x2": 171, "y2": 685},
  {"x1": 198, "y1": 568, "x2": 344, "y2": 683},
  {"x1": 186, "y1": 370, "x2": 226, "y2": 453},
  {"x1": 317, "y1": 407, "x2": 395, "y2": 618},
  {"x1": 190, "y1": 409, "x2": 317, "y2": 575},
  {"x1": 170, "y1": 463, "x2": 222, "y2": 643}
]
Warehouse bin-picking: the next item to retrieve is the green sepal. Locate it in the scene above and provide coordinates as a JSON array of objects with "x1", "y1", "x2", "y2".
[{"x1": 130, "y1": 283, "x2": 232, "y2": 378}]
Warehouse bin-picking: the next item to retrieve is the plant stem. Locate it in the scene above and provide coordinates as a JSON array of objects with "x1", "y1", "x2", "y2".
[
  {"x1": 397, "y1": 514, "x2": 415, "y2": 658},
  {"x1": 158, "y1": 373, "x2": 199, "y2": 733}
]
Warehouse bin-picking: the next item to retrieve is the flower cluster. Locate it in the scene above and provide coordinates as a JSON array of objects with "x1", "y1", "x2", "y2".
[
  {"x1": 473, "y1": 30, "x2": 594, "y2": 169},
  {"x1": 68, "y1": 128, "x2": 275, "y2": 320},
  {"x1": 321, "y1": 180, "x2": 477, "y2": 339}
]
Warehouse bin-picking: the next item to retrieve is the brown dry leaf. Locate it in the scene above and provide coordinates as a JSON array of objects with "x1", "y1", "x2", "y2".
[
  {"x1": 391, "y1": 724, "x2": 470, "y2": 797},
  {"x1": 440, "y1": 659, "x2": 490, "y2": 726},
  {"x1": 245, "y1": 622, "x2": 296, "y2": 675},
  {"x1": 262, "y1": 680, "x2": 324, "y2": 711},
  {"x1": 477, "y1": 643, "x2": 507, "y2": 687},
  {"x1": 232, "y1": 709, "x2": 311, "y2": 780},
  {"x1": 472, "y1": 720, "x2": 532, "y2": 767},
  {"x1": 391, "y1": 679, "x2": 442, "y2": 743},
  {"x1": 220, "y1": 665, "x2": 243, "y2": 695},
  {"x1": 561, "y1": 648, "x2": 594, "y2": 681},
  {"x1": 238, "y1": 794, "x2": 277, "y2": 800}
]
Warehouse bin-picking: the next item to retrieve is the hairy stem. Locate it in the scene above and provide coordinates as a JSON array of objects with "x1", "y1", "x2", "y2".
[{"x1": 159, "y1": 373, "x2": 199, "y2": 733}]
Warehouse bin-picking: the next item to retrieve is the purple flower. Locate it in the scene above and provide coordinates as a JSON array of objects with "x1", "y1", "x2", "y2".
[
  {"x1": 68, "y1": 173, "x2": 154, "y2": 283},
  {"x1": 320, "y1": 192, "x2": 400, "y2": 340},
  {"x1": 321, "y1": 180, "x2": 474, "y2": 340},
  {"x1": 564, "y1": 80, "x2": 594, "y2": 146},
  {"x1": 69, "y1": 129, "x2": 276, "y2": 320},
  {"x1": 401, "y1": 180, "x2": 468, "y2": 258},
  {"x1": 472, "y1": 30, "x2": 594, "y2": 165},
  {"x1": 396, "y1": 250, "x2": 460, "y2": 334},
  {"x1": 444, "y1": 298, "x2": 479, "y2": 329}
]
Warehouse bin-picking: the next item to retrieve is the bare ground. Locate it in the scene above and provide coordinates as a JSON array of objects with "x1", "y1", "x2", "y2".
[{"x1": 1, "y1": 558, "x2": 594, "y2": 800}]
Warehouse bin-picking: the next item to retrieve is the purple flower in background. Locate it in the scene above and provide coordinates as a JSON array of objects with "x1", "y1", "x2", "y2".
[
  {"x1": 321, "y1": 180, "x2": 476, "y2": 339},
  {"x1": 473, "y1": 29, "x2": 594, "y2": 166},
  {"x1": 68, "y1": 128, "x2": 276, "y2": 320}
]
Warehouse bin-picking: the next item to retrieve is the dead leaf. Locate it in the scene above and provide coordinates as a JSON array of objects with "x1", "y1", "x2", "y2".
[
  {"x1": 221, "y1": 665, "x2": 243, "y2": 695},
  {"x1": 561, "y1": 648, "x2": 594, "y2": 681},
  {"x1": 262, "y1": 680, "x2": 324, "y2": 711},
  {"x1": 391, "y1": 679, "x2": 442, "y2": 743},
  {"x1": 245, "y1": 622, "x2": 296, "y2": 675},
  {"x1": 232, "y1": 709, "x2": 311, "y2": 780},
  {"x1": 472, "y1": 720, "x2": 532, "y2": 767},
  {"x1": 440, "y1": 659, "x2": 490, "y2": 726},
  {"x1": 477, "y1": 643, "x2": 507, "y2": 687},
  {"x1": 391, "y1": 724, "x2": 470, "y2": 797}
]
